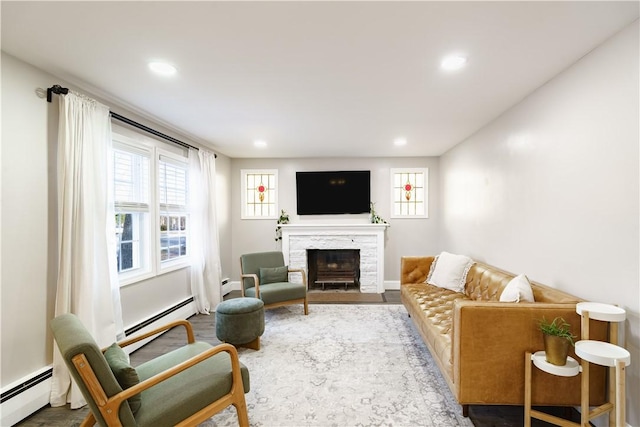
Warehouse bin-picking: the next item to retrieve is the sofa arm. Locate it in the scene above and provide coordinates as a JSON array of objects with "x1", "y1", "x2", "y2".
[
  {"x1": 452, "y1": 300, "x2": 607, "y2": 406},
  {"x1": 400, "y1": 256, "x2": 435, "y2": 285}
]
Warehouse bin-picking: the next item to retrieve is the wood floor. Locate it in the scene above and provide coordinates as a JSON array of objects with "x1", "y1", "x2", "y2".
[{"x1": 16, "y1": 290, "x2": 572, "y2": 427}]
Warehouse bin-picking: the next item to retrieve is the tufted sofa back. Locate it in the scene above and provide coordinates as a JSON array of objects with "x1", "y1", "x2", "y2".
[
  {"x1": 401, "y1": 255, "x2": 582, "y2": 304},
  {"x1": 464, "y1": 262, "x2": 510, "y2": 301},
  {"x1": 465, "y1": 261, "x2": 581, "y2": 303}
]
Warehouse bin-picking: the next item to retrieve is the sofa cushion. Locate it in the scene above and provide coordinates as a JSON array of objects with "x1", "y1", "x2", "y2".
[
  {"x1": 500, "y1": 274, "x2": 535, "y2": 303},
  {"x1": 426, "y1": 252, "x2": 474, "y2": 293},
  {"x1": 401, "y1": 283, "x2": 470, "y2": 379},
  {"x1": 104, "y1": 343, "x2": 142, "y2": 414}
]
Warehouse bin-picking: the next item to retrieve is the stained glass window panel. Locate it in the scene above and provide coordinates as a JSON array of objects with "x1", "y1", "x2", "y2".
[
  {"x1": 390, "y1": 168, "x2": 428, "y2": 218},
  {"x1": 241, "y1": 169, "x2": 278, "y2": 219}
]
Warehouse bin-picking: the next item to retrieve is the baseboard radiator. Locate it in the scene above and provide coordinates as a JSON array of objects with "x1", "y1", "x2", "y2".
[
  {"x1": 0, "y1": 297, "x2": 196, "y2": 426},
  {"x1": 221, "y1": 277, "x2": 231, "y2": 296}
]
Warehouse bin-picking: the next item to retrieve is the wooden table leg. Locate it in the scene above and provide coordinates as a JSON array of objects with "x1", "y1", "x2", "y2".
[
  {"x1": 616, "y1": 359, "x2": 626, "y2": 427},
  {"x1": 525, "y1": 352, "x2": 532, "y2": 427}
]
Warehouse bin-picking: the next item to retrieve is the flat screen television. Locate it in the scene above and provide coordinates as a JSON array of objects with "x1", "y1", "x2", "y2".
[{"x1": 296, "y1": 170, "x2": 370, "y2": 215}]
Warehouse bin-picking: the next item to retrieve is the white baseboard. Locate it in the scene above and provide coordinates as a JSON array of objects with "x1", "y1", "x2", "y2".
[
  {"x1": 228, "y1": 280, "x2": 242, "y2": 293},
  {"x1": 123, "y1": 300, "x2": 197, "y2": 354},
  {"x1": 1, "y1": 367, "x2": 52, "y2": 427},
  {"x1": 229, "y1": 280, "x2": 399, "y2": 293},
  {"x1": 384, "y1": 280, "x2": 400, "y2": 290}
]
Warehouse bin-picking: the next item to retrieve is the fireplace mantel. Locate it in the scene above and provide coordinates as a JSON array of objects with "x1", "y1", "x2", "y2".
[{"x1": 280, "y1": 224, "x2": 388, "y2": 293}]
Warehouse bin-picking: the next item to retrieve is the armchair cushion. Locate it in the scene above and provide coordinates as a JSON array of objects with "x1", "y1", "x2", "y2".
[
  {"x1": 134, "y1": 342, "x2": 250, "y2": 426},
  {"x1": 104, "y1": 343, "x2": 142, "y2": 414},
  {"x1": 259, "y1": 265, "x2": 288, "y2": 285},
  {"x1": 244, "y1": 282, "x2": 306, "y2": 306}
]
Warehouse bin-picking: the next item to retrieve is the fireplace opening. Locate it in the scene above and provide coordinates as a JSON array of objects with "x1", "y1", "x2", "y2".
[{"x1": 307, "y1": 249, "x2": 360, "y2": 291}]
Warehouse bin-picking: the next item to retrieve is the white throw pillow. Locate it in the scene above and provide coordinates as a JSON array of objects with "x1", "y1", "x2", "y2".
[
  {"x1": 500, "y1": 274, "x2": 535, "y2": 303},
  {"x1": 426, "y1": 251, "x2": 474, "y2": 293}
]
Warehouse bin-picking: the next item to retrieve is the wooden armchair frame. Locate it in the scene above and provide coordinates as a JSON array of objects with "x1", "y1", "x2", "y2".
[
  {"x1": 72, "y1": 320, "x2": 248, "y2": 427},
  {"x1": 239, "y1": 251, "x2": 309, "y2": 315},
  {"x1": 240, "y1": 267, "x2": 309, "y2": 315}
]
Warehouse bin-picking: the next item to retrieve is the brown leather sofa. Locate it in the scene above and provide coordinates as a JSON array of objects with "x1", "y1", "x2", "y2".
[{"x1": 400, "y1": 256, "x2": 607, "y2": 416}]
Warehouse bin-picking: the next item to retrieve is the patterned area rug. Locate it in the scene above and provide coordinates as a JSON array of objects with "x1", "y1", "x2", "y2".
[{"x1": 206, "y1": 304, "x2": 472, "y2": 427}]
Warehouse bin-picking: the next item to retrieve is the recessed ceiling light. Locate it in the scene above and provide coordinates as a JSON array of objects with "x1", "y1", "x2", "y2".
[
  {"x1": 254, "y1": 140, "x2": 267, "y2": 148},
  {"x1": 441, "y1": 55, "x2": 468, "y2": 71},
  {"x1": 394, "y1": 138, "x2": 407, "y2": 146},
  {"x1": 148, "y1": 61, "x2": 177, "y2": 76}
]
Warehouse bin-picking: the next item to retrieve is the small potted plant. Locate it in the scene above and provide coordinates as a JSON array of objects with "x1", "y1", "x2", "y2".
[
  {"x1": 369, "y1": 202, "x2": 388, "y2": 225},
  {"x1": 274, "y1": 209, "x2": 290, "y2": 242},
  {"x1": 538, "y1": 316, "x2": 576, "y2": 366}
]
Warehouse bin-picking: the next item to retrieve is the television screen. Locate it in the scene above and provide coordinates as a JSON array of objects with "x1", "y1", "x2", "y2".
[{"x1": 296, "y1": 170, "x2": 370, "y2": 215}]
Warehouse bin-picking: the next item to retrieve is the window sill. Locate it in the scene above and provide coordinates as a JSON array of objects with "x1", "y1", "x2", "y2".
[
  {"x1": 119, "y1": 271, "x2": 155, "y2": 288},
  {"x1": 159, "y1": 258, "x2": 191, "y2": 275},
  {"x1": 118, "y1": 259, "x2": 190, "y2": 287}
]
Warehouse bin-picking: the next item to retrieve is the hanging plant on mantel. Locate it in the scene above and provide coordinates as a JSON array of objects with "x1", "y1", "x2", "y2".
[
  {"x1": 370, "y1": 202, "x2": 389, "y2": 226},
  {"x1": 275, "y1": 209, "x2": 290, "y2": 242}
]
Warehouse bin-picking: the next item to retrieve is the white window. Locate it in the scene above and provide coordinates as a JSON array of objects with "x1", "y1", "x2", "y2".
[
  {"x1": 158, "y1": 154, "x2": 189, "y2": 265},
  {"x1": 390, "y1": 168, "x2": 428, "y2": 218},
  {"x1": 113, "y1": 143, "x2": 151, "y2": 282},
  {"x1": 241, "y1": 169, "x2": 278, "y2": 219},
  {"x1": 112, "y1": 132, "x2": 190, "y2": 285}
]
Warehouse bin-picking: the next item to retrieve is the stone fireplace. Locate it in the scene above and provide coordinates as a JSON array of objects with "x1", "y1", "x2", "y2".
[
  {"x1": 280, "y1": 224, "x2": 388, "y2": 293},
  {"x1": 308, "y1": 249, "x2": 360, "y2": 290}
]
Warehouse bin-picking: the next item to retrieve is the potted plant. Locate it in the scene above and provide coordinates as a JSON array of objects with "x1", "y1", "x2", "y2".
[
  {"x1": 369, "y1": 202, "x2": 388, "y2": 225},
  {"x1": 274, "y1": 209, "x2": 290, "y2": 242},
  {"x1": 538, "y1": 316, "x2": 576, "y2": 366}
]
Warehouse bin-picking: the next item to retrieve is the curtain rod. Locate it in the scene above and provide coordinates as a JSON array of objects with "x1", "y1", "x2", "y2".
[{"x1": 46, "y1": 84, "x2": 216, "y2": 157}]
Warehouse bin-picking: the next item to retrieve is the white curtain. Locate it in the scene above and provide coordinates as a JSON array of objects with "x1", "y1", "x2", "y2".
[
  {"x1": 50, "y1": 92, "x2": 124, "y2": 409},
  {"x1": 189, "y1": 148, "x2": 222, "y2": 313}
]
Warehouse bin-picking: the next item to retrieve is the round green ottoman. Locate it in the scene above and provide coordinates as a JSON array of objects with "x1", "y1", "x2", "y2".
[{"x1": 216, "y1": 297, "x2": 265, "y2": 350}]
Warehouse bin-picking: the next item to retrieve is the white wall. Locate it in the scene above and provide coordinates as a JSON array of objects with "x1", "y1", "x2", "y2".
[
  {"x1": 0, "y1": 53, "x2": 234, "y2": 423},
  {"x1": 1, "y1": 52, "x2": 56, "y2": 389},
  {"x1": 215, "y1": 154, "x2": 233, "y2": 280},
  {"x1": 230, "y1": 157, "x2": 440, "y2": 284},
  {"x1": 440, "y1": 21, "x2": 639, "y2": 426}
]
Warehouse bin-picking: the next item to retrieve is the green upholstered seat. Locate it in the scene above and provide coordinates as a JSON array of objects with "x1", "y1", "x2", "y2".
[
  {"x1": 240, "y1": 251, "x2": 309, "y2": 315},
  {"x1": 216, "y1": 298, "x2": 265, "y2": 349},
  {"x1": 244, "y1": 282, "x2": 306, "y2": 305},
  {"x1": 51, "y1": 313, "x2": 250, "y2": 427}
]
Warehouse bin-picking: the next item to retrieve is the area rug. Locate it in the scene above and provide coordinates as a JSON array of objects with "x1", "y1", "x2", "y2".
[{"x1": 205, "y1": 304, "x2": 472, "y2": 427}]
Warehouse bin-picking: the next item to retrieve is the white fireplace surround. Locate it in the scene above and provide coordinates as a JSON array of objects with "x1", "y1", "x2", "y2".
[{"x1": 280, "y1": 224, "x2": 388, "y2": 293}]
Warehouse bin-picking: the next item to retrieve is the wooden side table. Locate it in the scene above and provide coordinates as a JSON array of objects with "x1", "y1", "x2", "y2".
[
  {"x1": 576, "y1": 302, "x2": 630, "y2": 427},
  {"x1": 524, "y1": 351, "x2": 581, "y2": 427},
  {"x1": 524, "y1": 302, "x2": 631, "y2": 427}
]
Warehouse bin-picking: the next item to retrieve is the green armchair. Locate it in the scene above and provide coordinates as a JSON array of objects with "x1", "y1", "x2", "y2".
[
  {"x1": 240, "y1": 251, "x2": 308, "y2": 315},
  {"x1": 50, "y1": 313, "x2": 250, "y2": 426}
]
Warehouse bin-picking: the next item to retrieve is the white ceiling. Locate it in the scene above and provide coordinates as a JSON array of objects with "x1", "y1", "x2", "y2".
[{"x1": 2, "y1": 1, "x2": 638, "y2": 158}]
